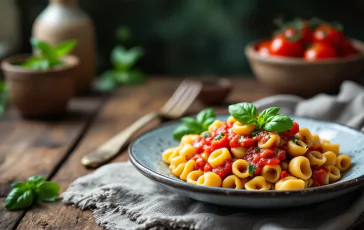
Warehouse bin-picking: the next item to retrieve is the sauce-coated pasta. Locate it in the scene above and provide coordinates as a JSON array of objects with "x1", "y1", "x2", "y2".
[{"x1": 164, "y1": 112, "x2": 351, "y2": 191}]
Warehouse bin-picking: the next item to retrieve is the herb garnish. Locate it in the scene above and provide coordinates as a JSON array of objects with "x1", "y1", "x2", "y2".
[
  {"x1": 173, "y1": 108, "x2": 216, "y2": 140},
  {"x1": 214, "y1": 133, "x2": 225, "y2": 141},
  {"x1": 248, "y1": 165, "x2": 256, "y2": 175},
  {"x1": 254, "y1": 147, "x2": 260, "y2": 153},
  {"x1": 5, "y1": 176, "x2": 60, "y2": 211},
  {"x1": 228, "y1": 103, "x2": 293, "y2": 132},
  {"x1": 202, "y1": 132, "x2": 210, "y2": 138},
  {"x1": 21, "y1": 38, "x2": 77, "y2": 70},
  {"x1": 291, "y1": 136, "x2": 299, "y2": 145}
]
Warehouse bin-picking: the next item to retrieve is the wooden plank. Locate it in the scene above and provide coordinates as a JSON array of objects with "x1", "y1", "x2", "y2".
[
  {"x1": 17, "y1": 78, "x2": 271, "y2": 229},
  {"x1": 0, "y1": 96, "x2": 104, "y2": 230}
]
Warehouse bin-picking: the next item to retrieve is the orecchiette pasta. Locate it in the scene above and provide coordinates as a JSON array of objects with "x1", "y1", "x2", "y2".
[
  {"x1": 335, "y1": 154, "x2": 351, "y2": 171},
  {"x1": 197, "y1": 172, "x2": 222, "y2": 187},
  {"x1": 289, "y1": 156, "x2": 312, "y2": 180},
  {"x1": 164, "y1": 113, "x2": 350, "y2": 190}
]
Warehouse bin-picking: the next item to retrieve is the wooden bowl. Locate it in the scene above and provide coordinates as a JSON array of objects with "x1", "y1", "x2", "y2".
[
  {"x1": 245, "y1": 39, "x2": 364, "y2": 97},
  {"x1": 1, "y1": 54, "x2": 79, "y2": 118}
]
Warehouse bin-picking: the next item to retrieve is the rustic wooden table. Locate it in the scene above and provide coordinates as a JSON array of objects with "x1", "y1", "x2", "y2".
[{"x1": 0, "y1": 77, "x2": 362, "y2": 230}]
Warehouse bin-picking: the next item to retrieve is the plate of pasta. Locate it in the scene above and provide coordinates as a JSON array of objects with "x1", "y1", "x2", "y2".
[{"x1": 129, "y1": 103, "x2": 364, "y2": 208}]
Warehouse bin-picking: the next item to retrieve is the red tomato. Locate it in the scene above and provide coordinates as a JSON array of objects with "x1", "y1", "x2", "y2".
[
  {"x1": 204, "y1": 163, "x2": 212, "y2": 172},
  {"x1": 340, "y1": 39, "x2": 358, "y2": 57},
  {"x1": 304, "y1": 43, "x2": 337, "y2": 60},
  {"x1": 312, "y1": 25, "x2": 345, "y2": 48},
  {"x1": 257, "y1": 40, "x2": 271, "y2": 57},
  {"x1": 212, "y1": 159, "x2": 232, "y2": 179},
  {"x1": 270, "y1": 34, "x2": 304, "y2": 57},
  {"x1": 211, "y1": 135, "x2": 229, "y2": 151},
  {"x1": 312, "y1": 167, "x2": 328, "y2": 187},
  {"x1": 280, "y1": 170, "x2": 290, "y2": 179},
  {"x1": 289, "y1": 122, "x2": 299, "y2": 134},
  {"x1": 284, "y1": 26, "x2": 312, "y2": 44}
]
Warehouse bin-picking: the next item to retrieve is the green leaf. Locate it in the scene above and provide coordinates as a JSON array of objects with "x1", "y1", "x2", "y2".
[
  {"x1": 201, "y1": 117, "x2": 215, "y2": 130},
  {"x1": 111, "y1": 46, "x2": 144, "y2": 70},
  {"x1": 173, "y1": 124, "x2": 201, "y2": 141},
  {"x1": 248, "y1": 165, "x2": 256, "y2": 175},
  {"x1": 36, "y1": 181, "x2": 60, "y2": 202},
  {"x1": 54, "y1": 40, "x2": 77, "y2": 58},
  {"x1": 30, "y1": 38, "x2": 58, "y2": 62},
  {"x1": 181, "y1": 117, "x2": 201, "y2": 130},
  {"x1": 196, "y1": 108, "x2": 216, "y2": 124},
  {"x1": 11, "y1": 182, "x2": 28, "y2": 188},
  {"x1": 0, "y1": 81, "x2": 9, "y2": 116},
  {"x1": 228, "y1": 102, "x2": 258, "y2": 125},
  {"x1": 114, "y1": 70, "x2": 146, "y2": 84},
  {"x1": 202, "y1": 132, "x2": 210, "y2": 137},
  {"x1": 5, "y1": 188, "x2": 34, "y2": 211},
  {"x1": 264, "y1": 114, "x2": 294, "y2": 132},
  {"x1": 257, "y1": 107, "x2": 280, "y2": 128},
  {"x1": 28, "y1": 176, "x2": 45, "y2": 187}
]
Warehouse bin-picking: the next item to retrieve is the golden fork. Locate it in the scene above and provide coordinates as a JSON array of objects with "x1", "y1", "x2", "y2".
[{"x1": 81, "y1": 80, "x2": 202, "y2": 168}]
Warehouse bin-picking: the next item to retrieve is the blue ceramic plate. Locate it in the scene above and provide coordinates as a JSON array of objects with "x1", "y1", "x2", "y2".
[{"x1": 129, "y1": 115, "x2": 364, "y2": 208}]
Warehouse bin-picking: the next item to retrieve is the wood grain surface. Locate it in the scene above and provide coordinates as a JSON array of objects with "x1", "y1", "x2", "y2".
[{"x1": 1, "y1": 78, "x2": 276, "y2": 229}]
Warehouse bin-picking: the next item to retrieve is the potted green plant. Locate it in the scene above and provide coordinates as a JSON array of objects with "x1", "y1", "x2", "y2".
[{"x1": 1, "y1": 38, "x2": 78, "y2": 118}]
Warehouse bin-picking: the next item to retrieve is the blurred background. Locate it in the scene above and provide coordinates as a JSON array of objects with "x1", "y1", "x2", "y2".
[{"x1": 2, "y1": 0, "x2": 364, "y2": 76}]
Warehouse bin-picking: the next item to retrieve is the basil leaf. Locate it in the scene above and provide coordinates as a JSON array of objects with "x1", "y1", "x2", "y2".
[
  {"x1": 5, "y1": 188, "x2": 34, "y2": 211},
  {"x1": 264, "y1": 114, "x2": 293, "y2": 132},
  {"x1": 181, "y1": 117, "x2": 201, "y2": 130},
  {"x1": 228, "y1": 102, "x2": 258, "y2": 125},
  {"x1": 28, "y1": 176, "x2": 45, "y2": 187},
  {"x1": 196, "y1": 108, "x2": 216, "y2": 124},
  {"x1": 54, "y1": 40, "x2": 77, "y2": 58},
  {"x1": 111, "y1": 46, "x2": 144, "y2": 70},
  {"x1": 248, "y1": 165, "x2": 256, "y2": 175},
  {"x1": 114, "y1": 70, "x2": 146, "y2": 84},
  {"x1": 259, "y1": 107, "x2": 280, "y2": 119},
  {"x1": 214, "y1": 133, "x2": 225, "y2": 141},
  {"x1": 11, "y1": 182, "x2": 28, "y2": 189},
  {"x1": 36, "y1": 182, "x2": 60, "y2": 202},
  {"x1": 173, "y1": 124, "x2": 201, "y2": 141},
  {"x1": 202, "y1": 132, "x2": 210, "y2": 137},
  {"x1": 202, "y1": 117, "x2": 215, "y2": 130},
  {"x1": 30, "y1": 38, "x2": 58, "y2": 62}
]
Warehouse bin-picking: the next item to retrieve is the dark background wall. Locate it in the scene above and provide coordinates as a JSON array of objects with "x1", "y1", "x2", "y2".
[{"x1": 17, "y1": 0, "x2": 364, "y2": 76}]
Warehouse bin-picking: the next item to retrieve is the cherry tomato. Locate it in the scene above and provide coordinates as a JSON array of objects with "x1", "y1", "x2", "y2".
[
  {"x1": 312, "y1": 25, "x2": 345, "y2": 48},
  {"x1": 289, "y1": 122, "x2": 299, "y2": 134},
  {"x1": 204, "y1": 163, "x2": 212, "y2": 172},
  {"x1": 270, "y1": 34, "x2": 304, "y2": 57},
  {"x1": 257, "y1": 40, "x2": 271, "y2": 57},
  {"x1": 212, "y1": 159, "x2": 232, "y2": 179},
  {"x1": 304, "y1": 43, "x2": 337, "y2": 60},
  {"x1": 340, "y1": 39, "x2": 358, "y2": 57},
  {"x1": 284, "y1": 26, "x2": 312, "y2": 44}
]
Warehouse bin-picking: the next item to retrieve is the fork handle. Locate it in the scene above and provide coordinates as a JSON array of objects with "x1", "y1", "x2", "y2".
[{"x1": 81, "y1": 112, "x2": 160, "y2": 168}]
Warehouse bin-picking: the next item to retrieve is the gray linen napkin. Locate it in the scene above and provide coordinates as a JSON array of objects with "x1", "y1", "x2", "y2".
[{"x1": 63, "y1": 81, "x2": 364, "y2": 230}]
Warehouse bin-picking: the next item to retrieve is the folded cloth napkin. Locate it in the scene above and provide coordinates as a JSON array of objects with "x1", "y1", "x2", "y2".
[{"x1": 63, "y1": 81, "x2": 364, "y2": 230}]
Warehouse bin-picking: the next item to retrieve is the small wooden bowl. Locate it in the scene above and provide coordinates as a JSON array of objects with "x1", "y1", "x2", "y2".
[
  {"x1": 1, "y1": 54, "x2": 79, "y2": 118},
  {"x1": 245, "y1": 39, "x2": 364, "y2": 97},
  {"x1": 198, "y1": 78, "x2": 232, "y2": 105}
]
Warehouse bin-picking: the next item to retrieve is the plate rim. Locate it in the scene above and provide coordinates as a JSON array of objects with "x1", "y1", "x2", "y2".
[{"x1": 128, "y1": 115, "x2": 364, "y2": 197}]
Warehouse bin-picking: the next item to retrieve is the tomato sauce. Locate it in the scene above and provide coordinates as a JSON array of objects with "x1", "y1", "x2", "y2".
[
  {"x1": 191, "y1": 121, "x2": 300, "y2": 178},
  {"x1": 312, "y1": 166, "x2": 329, "y2": 187}
]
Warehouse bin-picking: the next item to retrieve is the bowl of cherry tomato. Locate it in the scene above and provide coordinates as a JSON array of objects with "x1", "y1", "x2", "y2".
[{"x1": 245, "y1": 18, "x2": 364, "y2": 97}]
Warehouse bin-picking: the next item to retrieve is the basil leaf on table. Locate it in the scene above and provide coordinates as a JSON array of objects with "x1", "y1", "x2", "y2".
[
  {"x1": 202, "y1": 117, "x2": 215, "y2": 130},
  {"x1": 5, "y1": 176, "x2": 60, "y2": 211},
  {"x1": 264, "y1": 114, "x2": 294, "y2": 132},
  {"x1": 5, "y1": 188, "x2": 34, "y2": 211},
  {"x1": 228, "y1": 102, "x2": 258, "y2": 125},
  {"x1": 36, "y1": 182, "x2": 60, "y2": 202},
  {"x1": 181, "y1": 117, "x2": 202, "y2": 130}
]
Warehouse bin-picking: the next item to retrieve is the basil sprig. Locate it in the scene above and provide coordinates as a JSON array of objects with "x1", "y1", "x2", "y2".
[
  {"x1": 5, "y1": 176, "x2": 60, "y2": 211},
  {"x1": 173, "y1": 108, "x2": 216, "y2": 140},
  {"x1": 228, "y1": 102, "x2": 293, "y2": 132}
]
